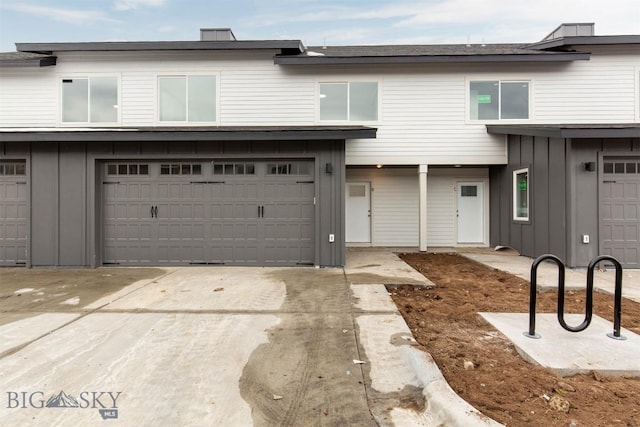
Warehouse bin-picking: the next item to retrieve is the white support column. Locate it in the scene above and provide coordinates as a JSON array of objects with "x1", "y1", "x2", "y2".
[{"x1": 418, "y1": 164, "x2": 428, "y2": 251}]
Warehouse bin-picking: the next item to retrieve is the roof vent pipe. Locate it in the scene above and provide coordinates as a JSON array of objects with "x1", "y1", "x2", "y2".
[{"x1": 200, "y1": 28, "x2": 237, "y2": 41}]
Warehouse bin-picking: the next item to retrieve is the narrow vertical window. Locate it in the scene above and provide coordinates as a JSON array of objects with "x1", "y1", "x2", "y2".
[{"x1": 513, "y1": 168, "x2": 529, "y2": 221}]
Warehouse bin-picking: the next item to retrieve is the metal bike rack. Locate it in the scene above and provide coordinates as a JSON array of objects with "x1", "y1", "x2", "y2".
[{"x1": 523, "y1": 254, "x2": 626, "y2": 341}]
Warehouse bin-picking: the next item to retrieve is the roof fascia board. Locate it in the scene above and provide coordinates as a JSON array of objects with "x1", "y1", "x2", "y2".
[
  {"x1": 0, "y1": 127, "x2": 377, "y2": 142},
  {"x1": 16, "y1": 40, "x2": 304, "y2": 54},
  {"x1": 487, "y1": 125, "x2": 640, "y2": 139},
  {"x1": 274, "y1": 52, "x2": 590, "y2": 65},
  {"x1": 527, "y1": 35, "x2": 640, "y2": 50},
  {"x1": 0, "y1": 57, "x2": 57, "y2": 67}
]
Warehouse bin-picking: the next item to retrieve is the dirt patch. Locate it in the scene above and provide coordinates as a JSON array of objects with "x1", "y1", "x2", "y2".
[
  {"x1": 0, "y1": 267, "x2": 165, "y2": 324},
  {"x1": 390, "y1": 253, "x2": 640, "y2": 427}
]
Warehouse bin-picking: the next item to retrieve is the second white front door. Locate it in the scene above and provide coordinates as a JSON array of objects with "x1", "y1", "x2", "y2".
[
  {"x1": 346, "y1": 182, "x2": 371, "y2": 243},
  {"x1": 457, "y1": 182, "x2": 484, "y2": 244}
]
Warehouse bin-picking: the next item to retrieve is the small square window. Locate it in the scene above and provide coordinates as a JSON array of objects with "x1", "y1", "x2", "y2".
[
  {"x1": 192, "y1": 164, "x2": 201, "y2": 175},
  {"x1": 461, "y1": 185, "x2": 478, "y2": 197},
  {"x1": 128, "y1": 164, "x2": 138, "y2": 175},
  {"x1": 614, "y1": 163, "x2": 625, "y2": 174},
  {"x1": 139, "y1": 165, "x2": 149, "y2": 175},
  {"x1": 118, "y1": 165, "x2": 127, "y2": 175}
]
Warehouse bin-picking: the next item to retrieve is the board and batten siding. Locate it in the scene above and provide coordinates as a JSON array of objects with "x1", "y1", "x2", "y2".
[{"x1": 346, "y1": 168, "x2": 419, "y2": 246}]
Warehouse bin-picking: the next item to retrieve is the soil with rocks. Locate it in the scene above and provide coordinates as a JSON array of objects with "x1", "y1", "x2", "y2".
[{"x1": 390, "y1": 253, "x2": 640, "y2": 427}]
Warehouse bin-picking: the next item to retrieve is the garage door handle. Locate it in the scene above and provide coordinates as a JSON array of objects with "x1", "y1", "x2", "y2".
[
  {"x1": 153, "y1": 206, "x2": 158, "y2": 218},
  {"x1": 151, "y1": 206, "x2": 155, "y2": 218},
  {"x1": 258, "y1": 205, "x2": 265, "y2": 218}
]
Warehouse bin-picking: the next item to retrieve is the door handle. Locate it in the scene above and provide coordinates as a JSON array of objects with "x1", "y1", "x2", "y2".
[
  {"x1": 154, "y1": 206, "x2": 158, "y2": 218},
  {"x1": 151, "y1": 206, "x2": 155, "y2": 218},
  {"x1": 261, "y1": 206, "x2": 264, "y2": 218}
]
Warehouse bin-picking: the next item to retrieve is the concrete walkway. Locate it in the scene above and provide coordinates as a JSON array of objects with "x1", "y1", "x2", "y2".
[
  {"x1": 0, "y1": 255, "x2": 499, "y2": 427},
  {"x1": 461, "y1": 249, "x2": 640, "y2": 303}
]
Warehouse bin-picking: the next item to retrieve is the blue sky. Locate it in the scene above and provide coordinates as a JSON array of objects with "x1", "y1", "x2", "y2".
[{"x1": 0, "y1": 0, "x2": 638, "y2": 51}]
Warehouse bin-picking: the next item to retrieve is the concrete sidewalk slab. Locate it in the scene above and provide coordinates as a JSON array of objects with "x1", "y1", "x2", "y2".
[
  {"x1": 352, "y1": 284, "x2": 399, "y2": 312},
  {"x1": 481, "y1": 312, "x2": 640, "y2": 377},
  {"x1": 463, "y1": 252, "x2": 640, "y2": 303},
  {"x1": 345, "y1": 250, "x2": 433, "y2": 286}
]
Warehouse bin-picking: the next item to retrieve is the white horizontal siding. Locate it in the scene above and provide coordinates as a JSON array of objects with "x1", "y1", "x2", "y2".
[
  {"x1": 427, "y1": 176, "x2": 456, "y2": 246},
  {"x1": 0, "y1": 47, "x2": 637, "y2": 166},
  {"x1": 347, "y1": 167, "x2": 489, "y2": 248},
  {"x1": 0, "y1": 70, "x2": 58, "y2": 127},
  {"x1": 346, "y1": 168, "x2": 419, "y2": 246}
]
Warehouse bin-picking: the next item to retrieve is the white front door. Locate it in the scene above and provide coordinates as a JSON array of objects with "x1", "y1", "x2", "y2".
[
  {"x1": 346, "y1": 182, "x2": 371, "y2": 243},
  {"x1": 457, "y1": 182, "x2": 484, "y2": 243}
]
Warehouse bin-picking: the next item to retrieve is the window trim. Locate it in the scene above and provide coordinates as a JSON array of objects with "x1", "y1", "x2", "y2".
[
  {"x1": 512, "y1": 167, "x2": 530, "y2": 222},
  {"x1": 59, "y1": 74, "x2": 121, "y2": 126},
  {"x1": 467, "y1": 78, "x2": 532, "y2": 123},
  {"x1": 316, "y1": 80, "x2": 380, "y2": 123},
  {"x1": 156, "y1": 73, "x2": 220, "y2": 125}
]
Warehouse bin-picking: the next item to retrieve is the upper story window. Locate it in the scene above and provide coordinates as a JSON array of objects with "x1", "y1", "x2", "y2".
[
  {"x1": 319, "y1": 82, "x2": 378, "y2": 121},
  {"x1": 61, "y1": 77, "x2": 118, "y2": 123},
  {"x1": 469, "y1": 80, "x2": 529, "y2": 120},
  {"x1": 159, "y1": 75, "x2": 217, "y2": 122}
]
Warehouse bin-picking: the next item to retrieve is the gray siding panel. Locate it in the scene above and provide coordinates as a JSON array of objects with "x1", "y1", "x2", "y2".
[
  {"x1": 533, "y1": 138, "x2": 549, "y2": 256},
  {"x1": 548, "y1": 140, "x2": 567, "y2": 259},
  {"x1": 490, "y1": 135, "x2": 570, "y2": 262},
  {"x1": 58, "y1": 144, "x2": 86, "y2": 266},
  {"x1": 31, "y1": 143, "x2": 58, "y2": 266}
]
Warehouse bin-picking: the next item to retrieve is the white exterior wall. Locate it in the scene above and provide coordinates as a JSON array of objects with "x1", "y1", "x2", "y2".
[
  {"x1": 0, "y1": 46, "x2": 638, "y2": 166},
  {"x1": 346, "y1": 167, "x2": 490, "y2": 247},
  {"x1": 427, "y1": 168, "x2": 490, "y2": 247},
  {"x1": 346, "y1": 168, "x2": 419, "y2": 246}
]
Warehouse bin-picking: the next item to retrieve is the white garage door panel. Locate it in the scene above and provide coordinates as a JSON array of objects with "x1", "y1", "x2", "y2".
[{"x1": 103, "y1": 161, "x2": 314, "y2": 266}]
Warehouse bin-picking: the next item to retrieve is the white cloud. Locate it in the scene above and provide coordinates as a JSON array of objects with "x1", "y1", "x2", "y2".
[
  {"x1": 1, "y1": 3, "x2": 119, "y2": 24},
  {"x1": 114, "y1": 0, "x2": 166, "y2": 11}
]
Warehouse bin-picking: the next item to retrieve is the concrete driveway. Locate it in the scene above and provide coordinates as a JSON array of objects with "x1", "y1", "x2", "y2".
[{"x1": 1, "y1": 257, "x2": 483, "y2": 427}]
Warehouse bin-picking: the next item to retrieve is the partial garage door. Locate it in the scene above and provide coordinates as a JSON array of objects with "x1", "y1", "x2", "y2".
[
  {"x1": 103, "y1": 160, "x2": 314, "y2": 266},
  {"x1": 601, "y1": 158, "x2": 640, "y2": 267},
  {"x1": 0, "y1": 160, "x2": 27, "y2": 266}
]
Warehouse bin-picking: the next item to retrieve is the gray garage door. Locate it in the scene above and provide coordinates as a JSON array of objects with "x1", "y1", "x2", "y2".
[
  {"x1": 0, "y1": 160, "x2": 27, "y2": 266},
  {"x1": 601, "y1": 158, "x2": 640, "y2": 268},
  {"x1": 103, "y1": 160, "x2": 314, "y2": 266}
]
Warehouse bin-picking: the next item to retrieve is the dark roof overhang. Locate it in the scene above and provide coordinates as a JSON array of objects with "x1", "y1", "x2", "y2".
[
  {"x1": 527, "y1": 35, "x2": 640, "y2": 51},
  {"x1": 0, "y1": 52, "x2": 57, "y2": 67},
  {"x1": 0, "y1": 126, "x2": 377, "y2": 142},
  {"x1": 274, "y1": 52, "x2": 589, "y2": 65},
  {"x1": 16, "y1": 40, "x2": 305, "y2": 55},
  {"x1": 486, "y1": 124, "x2": 640, "y2": 139}
]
